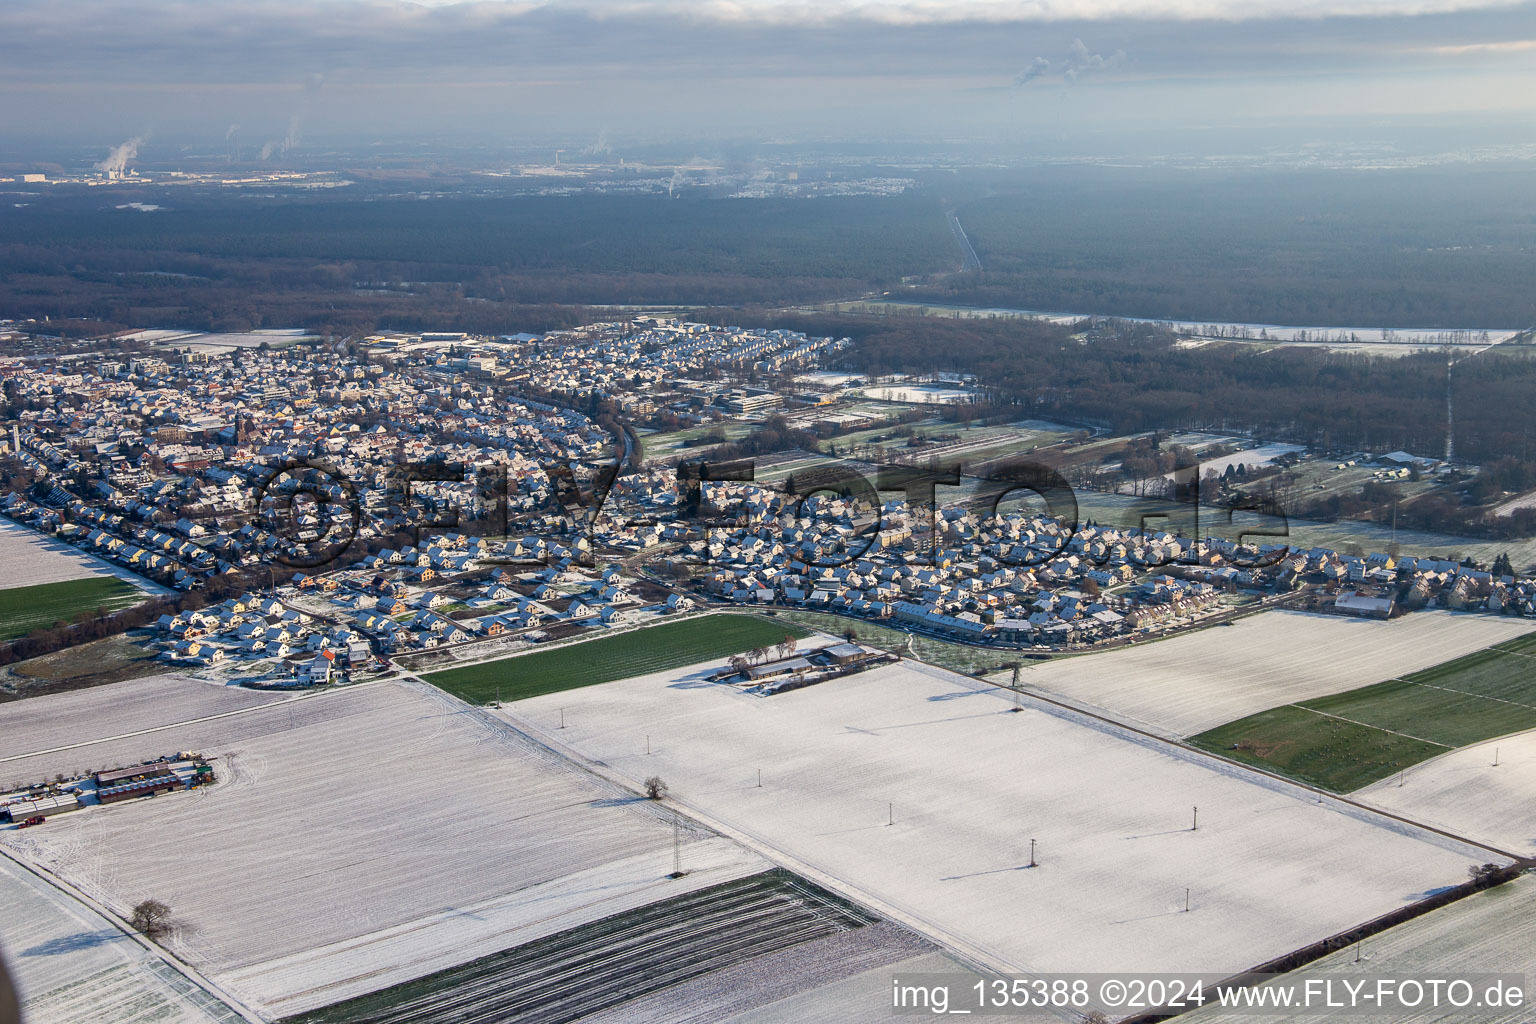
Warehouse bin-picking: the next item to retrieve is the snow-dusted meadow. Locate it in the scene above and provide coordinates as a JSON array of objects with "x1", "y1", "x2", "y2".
[
  {"x1": 1356, "y1": 731, "x2": 1536, "y2": 857},
  {"x1": 1002, "y1": 610, "x2": 1536, "y2": 737},
  {"x1": 861, "y1": 385, "x2": 975, "y2": 404},
  {"x1": 0, "y1": 519, "x2": 117, "y2": 591},
  {"x1": 500, "y1": 658, "x2": 1504, "y2": 979},
  {"x1": 1182, "y1": 874, "x2": 1536, "y2": 1024},
  {"x1": 2, "y1": 678, "x2": 767, "y2": 1019},
  {"x1": 0, "y1": 855, "x2": 241, "y2": 1024},
  {"x1": 0, "y1": 674, "x2": 287, "y2": 767}
]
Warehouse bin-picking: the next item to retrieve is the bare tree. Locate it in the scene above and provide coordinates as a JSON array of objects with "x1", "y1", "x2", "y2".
[
  {"x1": 129, "y1": 899, "x2": 176, "y2": 940},
  {"x1": 644, "y1": 776, "x2": 668, "y2": 800}
]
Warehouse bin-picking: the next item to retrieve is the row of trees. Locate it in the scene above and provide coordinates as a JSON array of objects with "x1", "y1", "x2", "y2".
[{"x1": 727, "y1": 635, "x2": 800, "y2": 676}]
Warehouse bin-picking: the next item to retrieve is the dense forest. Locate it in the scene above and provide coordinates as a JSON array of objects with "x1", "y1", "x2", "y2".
[
  {"x1": 923, "y1": 165, "x2": 1536, "y2": 328},
  {"x1": 4, "y1": 164, "x2": 1536, "y2": 334},
  {"x1": 0, "y1": 191, "x2": 956, "y2": 333}
]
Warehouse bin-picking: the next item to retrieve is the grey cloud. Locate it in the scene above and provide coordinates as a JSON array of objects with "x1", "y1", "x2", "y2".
[{"x1": 1, "y1": 0, "x2": 1533, "y2": 142}]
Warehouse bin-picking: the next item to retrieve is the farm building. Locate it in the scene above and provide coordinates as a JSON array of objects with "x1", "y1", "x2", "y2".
[
  {"x1": 818, "y1": 642, "x2": 875, "y2": 665},
  {"x1": 97, "y1": 773, "x2": 185, "y2": 804},
  {"x1": 745, "y1": 657, "x2": 814, "y2": 680},
  {"x1": 96, "y1": 764, "x2": 176, "y2": 787},
  {"x1": 3, "y1": 792, "x2": 80, "y2": 820},
  {"x1": 1335, "y1": 590, "x2": 1396, "y2": 619}
]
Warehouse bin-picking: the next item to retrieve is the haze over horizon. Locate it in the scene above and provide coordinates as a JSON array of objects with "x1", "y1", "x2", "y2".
[{"x1": 3, "y1": 0, "x2": 1535, "y2": 160}]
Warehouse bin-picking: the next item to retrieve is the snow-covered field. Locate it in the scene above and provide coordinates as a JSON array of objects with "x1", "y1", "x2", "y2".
[
  {"x1": 0, "y1": 855, "x2": 241, "y2": 1024},
  {"x1": 1356, "y1": 731, "x2": 1536, "y2": 857},
  {"x1": 827, "y1": 301, "x2": 1521, "y2": 348},
  {"x1": 1493, "y1": 489, "x2": 1536, "y2": 518},
  {"x1": 861, "y1": 385, "x2": 975, "y2": 404},
  {"x1": 715, "y1": 951, "x2": 979, "y2": 1024},
  {"x1": 1001, "y1": 610, "x2": 1536, "y2": 737},
  {"x1": 2, "y1": 678, "x2": 767, "y2": 1019},
  {"x1": 1186, "y1": 443, "x2": 1307, "y2": 478},
  {"x1": 1182, "y1": 874, "x2": 1536, "y2": 1024},
  {"x1": 123, "y1": 328, "x2": 316, "y2": 353},
  {"x1": 0, "y1": 519, "x2": 114, "y2": 591},
  {"x1": 0, "y1": 674, "x2": 287, "y2": 766},
  {"x1": 499, "y1": 658, "x2": 1503, "y2": 979},
  {"x1": 0, "y1": 518, "x2": 170, "y2": 596}
]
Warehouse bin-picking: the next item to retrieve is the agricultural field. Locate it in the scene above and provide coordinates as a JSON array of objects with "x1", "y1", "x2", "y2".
[
  {"x1": 1074, "y1": 490, "x2": 1536, "y2": 569},
  {"x1": 639, "y1": 421, "x2": 755, "y2": 462},
  {"x1": 499, "y1": 658, "x2": 1502, "y2": 980},
  {"x1": 574, "y1": 928, "x2": 953, "y2": 1024},
  {"x1": 1190, "y1": 632, "x2": 1536, "y2": 792},
  {"x1": 0, "y1": 673, "x2": 287, "y2": 766},
  {"x1": 0, "y1": 576, "x2": 142, "y2": 642},
  {"x1": 742, "y1": 448, "x2": 833, "y2": 486},
  {"x1": 422, "y1": 613, "x2": 809, "y2": 705},
  {"x1": 0, "y1": 519, "x2": 125, "y2": 591},
  {"x1": 994, "y1": 610, "x2": 1535, "y2": 738},
  {"x1": 1357, "y1": 731, "x2": 1536, "y2": 856},
  {"x1": 705, "y1": 950, "x2": 981, "y2": 1024},
  {"x1": 0, "y1": 632, "x2": 165, "y2": 700},
  {"x1": 284, "y1": 871, "x2": 911, "y2": 1024},
  {"x1": 1, "y1": 678, "x2": 768, "y2": 1020},
  {"x1": 1182, "y1": 873, "x2": 1536, "y2": 1024},
  {"x1": 0, "y1": 855, "x2": 242, "y2": 1024}
]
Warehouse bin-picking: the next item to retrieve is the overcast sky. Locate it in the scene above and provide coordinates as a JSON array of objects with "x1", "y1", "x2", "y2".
[{"x1": 3, "y1": 0, "x2": 1534, "y2": 153}]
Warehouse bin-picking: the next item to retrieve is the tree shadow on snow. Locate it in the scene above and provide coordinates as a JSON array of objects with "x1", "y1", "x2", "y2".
[
  {"x1": 668, "y1": 668, "x2": 730, "y2": 690},
  {"x1": 20, "y1": 930, "x2": 120, "y2": 957}
]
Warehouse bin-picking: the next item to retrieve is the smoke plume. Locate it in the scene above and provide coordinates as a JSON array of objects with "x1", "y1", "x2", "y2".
[
  {"x1": 1014, "y1": 57, "x2": 1050, "y2": 86},
  {"x1": 1063, "y1": 38, "x2": 1126, "y2": 83},
  {"x1": 262, "y1": 72, "x2": 325, "y2": 160},
  {"x1": 582, "y1": 130, "x2": 612, "y2": 157},
  {"x1": 95, "y1": 134, "x2": 147, "y2": 176},
  {"x1": 1014, "y1": 40, "x2": 1125, "y2": 88}
]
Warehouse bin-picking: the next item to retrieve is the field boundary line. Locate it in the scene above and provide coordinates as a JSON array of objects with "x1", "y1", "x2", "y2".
[
  {"x1": 477, "y1": 653, "x2": 1525, "y2": 984},
  {"x1": 518, "y1": 722, "x2": 1029, "y2": 978},
  {"x1": 0, "y1": 681, "x2": 379, "y2": 764},
  {"x1": 954, "y1": 666, "x2": 1519, "y2": 859},
  {"x1": 1358, "y1": 722, "x2": 1536, "y2": 783},
  {"x1": 1288, "y1": 704, "x2": 1451, "y2": 747},
  {"x1": 1387, "y1": 674, "x2": 1536, "y2": 714},
  {"x1": 0, "y1": 844, "x2": 262, "y2": 1023},
  {"x1": 468, "y1": 686, "x2": 1026, "y2": 978}
]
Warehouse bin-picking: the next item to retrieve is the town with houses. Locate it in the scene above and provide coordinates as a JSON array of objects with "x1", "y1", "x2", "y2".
[{"x1": 2, "y1": 316, "x2": 1534, "y2": 688}]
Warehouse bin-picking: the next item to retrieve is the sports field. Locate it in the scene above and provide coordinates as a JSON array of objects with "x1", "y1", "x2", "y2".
[
  {"x1": 1190, "y1": 633, "x2": 1536, "y2": 792},
  {"x1": 0, "y1": 576, "x2": 141, "y2": 642},
  {"x1": 421, "y1": 613, "x2": 810, "y2": 704}
]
